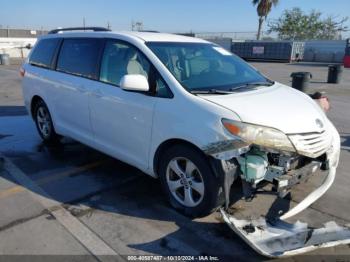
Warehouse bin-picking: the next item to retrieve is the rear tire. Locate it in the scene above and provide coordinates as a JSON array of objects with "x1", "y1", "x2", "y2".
[
  {"x1": 33, "y1": 100, "x2": 61, "y2": 144},
  {"x1": 159, "y1": 144, "x2": 223, "y2": 217}
]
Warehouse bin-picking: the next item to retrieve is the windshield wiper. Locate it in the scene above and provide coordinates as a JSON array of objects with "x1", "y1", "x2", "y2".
[
  {"x1": 229, "y1": 81, "x2": 275, "y2": 91},
  {"x1": 190, "y1": 89, "x2": 235, "y2": 95},
  {"x1": 189, "y1": 81, "x2": 275, "y2": 95}
]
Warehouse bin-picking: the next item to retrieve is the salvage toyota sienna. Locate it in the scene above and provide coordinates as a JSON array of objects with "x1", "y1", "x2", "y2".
[{"x1": 21, "y1": 28, "x2": 349, "y2": 257}]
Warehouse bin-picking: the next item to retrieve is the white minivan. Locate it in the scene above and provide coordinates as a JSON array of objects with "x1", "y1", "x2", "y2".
[{"x1": 22, "y1": 28, "x2": 347, "y2": 256}]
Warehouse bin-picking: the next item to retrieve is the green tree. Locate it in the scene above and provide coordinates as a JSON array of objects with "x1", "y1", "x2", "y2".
[
  {"x1": 268, "y1": 7, "x2": 348, "y2": 40},
  {"x1": 252, "y1": 0, "x2": 279, "y2": 40}
]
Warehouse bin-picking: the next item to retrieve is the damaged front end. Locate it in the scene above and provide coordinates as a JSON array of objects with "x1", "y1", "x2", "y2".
[{"x1": 204, "y1": 119, "x2": 349, "y2": 257}]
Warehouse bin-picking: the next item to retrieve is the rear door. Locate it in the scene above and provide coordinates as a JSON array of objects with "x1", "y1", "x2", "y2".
[{"x1": 51, "y1": 38, "x2": 104, "y2": 143}]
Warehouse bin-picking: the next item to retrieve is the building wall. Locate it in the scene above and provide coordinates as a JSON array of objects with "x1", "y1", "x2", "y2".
[
  {"x1": 0, "y1": 28, "x2": 47, "y2": 38},
  {"x1": 0, "y1": 37, "x2": 37, "y2": 58}
]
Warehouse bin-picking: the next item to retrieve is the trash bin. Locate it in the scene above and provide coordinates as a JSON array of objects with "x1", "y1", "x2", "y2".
[
  {"x1": 327, "y1": 64, "x2": 342, "y2": 84},
  {"x1": 344, "y1": 55, "x2": 350, "y2": 68},
  {"x1": 290, "y1": 72, "x2": 312, "y2": 92},
  {"x1": 0, "y1": 54, "x2": 10, "y2": 65}
]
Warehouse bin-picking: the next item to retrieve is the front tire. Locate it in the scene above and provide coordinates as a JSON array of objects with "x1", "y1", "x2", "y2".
[
  {"x1": 33, "y1": 100, "x2": 61, "y2": 144},
  {"x1": 159, "y1": 144, "x2": 223, "y2": 217}
]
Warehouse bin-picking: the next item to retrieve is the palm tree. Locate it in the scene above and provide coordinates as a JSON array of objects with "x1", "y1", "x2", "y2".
[{"x1": 252, "y1": 0, "x2": 279, "y2": 40}]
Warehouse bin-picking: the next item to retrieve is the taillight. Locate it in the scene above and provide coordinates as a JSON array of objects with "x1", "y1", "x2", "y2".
[{"x1": 19, "y1": 67, "x2": 25, "y2": 77}]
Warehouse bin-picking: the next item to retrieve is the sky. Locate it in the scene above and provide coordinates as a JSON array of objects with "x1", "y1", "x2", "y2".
[{"x1": 0, "y1": 0, "x2": 349, "y2": 33}]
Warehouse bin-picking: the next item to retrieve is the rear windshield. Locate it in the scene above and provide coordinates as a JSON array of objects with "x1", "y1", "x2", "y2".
[{"x1": 29, "y1": 38, "x2": 60, "y2": 69}]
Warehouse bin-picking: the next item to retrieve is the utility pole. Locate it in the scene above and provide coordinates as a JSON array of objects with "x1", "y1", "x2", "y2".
[
  {"x1": 83, "y1": 17, "x2": 86, "y2": 30},
  {"x1": 131, "y1": 20, "x2": 143, "y2": 31},
  {"x1": 107, "y1": 21, "x2": 111, "y2": 30}
]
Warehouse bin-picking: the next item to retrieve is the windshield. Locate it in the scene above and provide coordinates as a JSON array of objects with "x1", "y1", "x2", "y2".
[{"x1": 146, "y1": 42, "x2": 271, "y2": 92}]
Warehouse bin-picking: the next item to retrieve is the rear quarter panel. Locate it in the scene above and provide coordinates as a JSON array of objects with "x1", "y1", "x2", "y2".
[{"x1": 22, "y1": 64, "x2": 61, "y2": 131}]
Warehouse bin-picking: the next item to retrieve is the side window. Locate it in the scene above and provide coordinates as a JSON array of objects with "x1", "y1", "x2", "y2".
[
  {"x1": 29, "y1": 38, "x2": 60, "y2": 69},
  {"x1": 100, "y1": 41, "x2": 149, "y2": 85},
  {"x1": 100, "y1": 40, "x2": 173, "y2": 98},
  {"x1": 56, "y1": 38, "x2": 104, "y2": 79}
]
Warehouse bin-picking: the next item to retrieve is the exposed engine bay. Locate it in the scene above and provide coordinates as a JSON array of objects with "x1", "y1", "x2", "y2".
[{"x1": 236, "y1": 146, "x2": 326, "y2": 200}]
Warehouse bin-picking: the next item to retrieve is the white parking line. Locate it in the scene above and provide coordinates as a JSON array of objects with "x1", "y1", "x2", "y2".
[
  {"x1": 0, "y1": 161, "x2": 106, "y2": 200},
  {"x1": 1, "y1": 154, "x2": 124, "y2": 261},
  {"x1": 341, "y1": 146, "x2": 350, "y2": 151}
]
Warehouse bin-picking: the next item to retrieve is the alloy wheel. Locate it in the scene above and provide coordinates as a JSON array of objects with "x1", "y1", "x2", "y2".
[
  {"x1": 36, "y1": 106, "x2": 52, "y2": 138},
  {"x1": 166, "y1": 157, "x2": 205, "y2": 207}
]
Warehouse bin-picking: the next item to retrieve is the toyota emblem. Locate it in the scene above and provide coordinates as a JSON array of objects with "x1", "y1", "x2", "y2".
[{"x1": 315, "y1": 119, "x2": 324, "y2": 129}]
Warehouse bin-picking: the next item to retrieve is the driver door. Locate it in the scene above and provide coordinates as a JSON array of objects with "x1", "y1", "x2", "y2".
[{"x1": 89, "y1": 40, "x2": 169, "y2": 170}]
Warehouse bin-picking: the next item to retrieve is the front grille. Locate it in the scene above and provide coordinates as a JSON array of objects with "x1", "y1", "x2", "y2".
[{"x1": 288, "y1": 130, "x2": 333, "y2": 158}]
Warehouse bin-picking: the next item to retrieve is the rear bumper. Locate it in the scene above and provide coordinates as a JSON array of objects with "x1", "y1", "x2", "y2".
[{"x1": 221, "y1": 122, "x2": 347, "y2": 257}]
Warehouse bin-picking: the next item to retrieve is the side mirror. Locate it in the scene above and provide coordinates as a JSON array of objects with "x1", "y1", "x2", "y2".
[{"x1": 120, "y1": 74, "x2": 149, "y2": 92}]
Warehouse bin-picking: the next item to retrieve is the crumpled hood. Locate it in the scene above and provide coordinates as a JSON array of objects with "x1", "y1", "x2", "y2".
[{"x1": 200, "y1": 82, "x2": 327, "y2": 134}]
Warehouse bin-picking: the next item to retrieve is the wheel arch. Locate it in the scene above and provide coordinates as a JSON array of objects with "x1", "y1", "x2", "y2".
[
  {"x1": 30, "y1": 95, "x2": 44, "y2": 119},
  {"x1": 153, "y1": 138, "x2": 209, "y2": 178}
]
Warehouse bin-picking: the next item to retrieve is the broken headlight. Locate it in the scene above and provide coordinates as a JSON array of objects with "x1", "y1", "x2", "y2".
[{"x1": 221, "y1": 119, "x2": 296, "y2": 153}]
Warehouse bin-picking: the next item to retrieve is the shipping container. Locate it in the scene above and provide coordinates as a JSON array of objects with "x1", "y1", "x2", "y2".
[
  {"x1": 205, "y1": 37, "x2": 233, "y2": 51},
  {"x1": 231, "y1": 41, "x2": 305, "y2": 62},
  {"x1": 303, "y1": 40, "x2": 346, "y2": 63}
]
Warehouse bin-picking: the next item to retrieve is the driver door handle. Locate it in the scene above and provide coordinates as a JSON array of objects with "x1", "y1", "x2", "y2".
[
  {"x1": 76, "y1": 84, "x2": 88, "y2": 94},
  {"x1": 91, "y1": 89, "x2": 103, "y2": 98}
]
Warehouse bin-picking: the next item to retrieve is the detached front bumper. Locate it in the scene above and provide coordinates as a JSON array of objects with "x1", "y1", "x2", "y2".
[
  {"x1": 221, "y1": 206, "x2": 350, "y2": 258},
  {"x1": 220, "y1": 123, "x2": 349, "y2": 257},
  {"x1": 221, "y1": 165, "x2": 350, "y2": 258}
]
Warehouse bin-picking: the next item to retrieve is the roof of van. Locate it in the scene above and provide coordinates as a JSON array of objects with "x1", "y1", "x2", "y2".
[
  {"x1": 124, "y1": 31, "x2": 208, "y2": 43},
  {"x1": 44, "y1": 30, "x2": 209, "y2": 43}
]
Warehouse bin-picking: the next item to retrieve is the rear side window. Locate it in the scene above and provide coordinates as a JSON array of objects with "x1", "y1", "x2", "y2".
[
  {"x1": 29, "y1": 38, "x2": 60, "y2": 69},
  {"x1": 56, "y1": 38, "x2": 104, "y2": 79}
]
